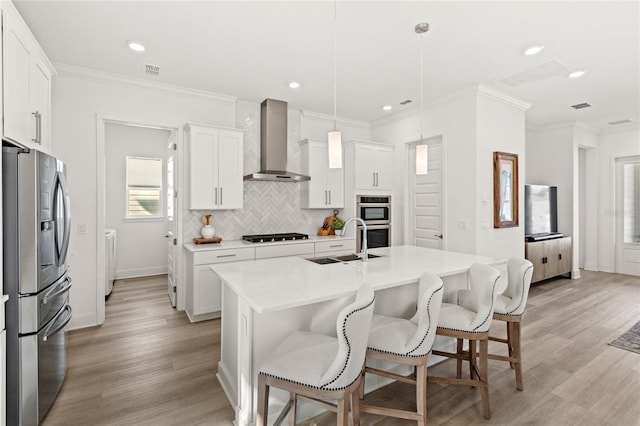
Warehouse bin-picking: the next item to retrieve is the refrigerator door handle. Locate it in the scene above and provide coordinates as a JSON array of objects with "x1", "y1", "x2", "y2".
[
  {"x1": 43, "y1": 305, "x2": 72, "y2": 342},
  {"x1": 42, "y1": 276, "x2": 72, "y2": 305},
  {"x1": 54, "y1": 171, "x2": 71, "y2": 266}
]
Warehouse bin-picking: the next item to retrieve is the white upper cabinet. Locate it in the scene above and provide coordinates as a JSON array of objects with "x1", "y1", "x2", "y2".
[
  {"x1": 2, "y1": 5, "x2": 54, "y2": 151},
  {"x1": 346, "y1": 140, "x2": 394, "y2": 191},
  {"x1": 185, "y1": 124, "x2": 244, "y2": 210},
  {"x1": 299, "y1": 139, "x2": 344, "y2": 209}
]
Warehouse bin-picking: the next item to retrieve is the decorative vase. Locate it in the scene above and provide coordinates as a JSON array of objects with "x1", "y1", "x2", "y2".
[
  {"x1": 335, "y1": 229, "x2": 343, "y2": 237},
  {"x1": 200, "y1": 225, "x2": 216, "y2": 238}
]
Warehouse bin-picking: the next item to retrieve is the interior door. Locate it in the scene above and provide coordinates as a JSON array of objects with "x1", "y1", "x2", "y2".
[
  {"x1": 409, "y1": 139, "x2": 443, "y2": 249},
  {"x1": 615, "y1": 156, "x2": 640, "y2": 276},
  {"x1": 166, "y1": 133, "x2": 177, "y2": 307}
]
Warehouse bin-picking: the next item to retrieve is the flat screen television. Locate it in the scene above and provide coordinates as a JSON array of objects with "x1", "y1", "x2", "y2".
[{"x1": 524, "y1": 184, "x2": 559, "y2": 240}]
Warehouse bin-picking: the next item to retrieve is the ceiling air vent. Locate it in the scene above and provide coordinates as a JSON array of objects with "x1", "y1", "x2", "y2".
[
  {"x1": 400, "y1": 99, "x2": 413, "y2": 105},
  {"x1": 608, "y1": 119, "x2": 633, "y2": 126},
  {"x1": 495, "y1": 60, "x2": 569, "y2": 87},
  {"x1": 571, "y1": 102, "x2": 591, "y2": 110},
  {"x1": 144, "y1": 63, "x2": 160, "y2": 76}
]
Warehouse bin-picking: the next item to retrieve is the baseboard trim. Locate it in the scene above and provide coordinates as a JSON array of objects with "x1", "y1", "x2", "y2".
[
  {"x1": 116, "y1": 266, "x2": 168, "y2": 280},
  {"x1": 67, "y1": 313, "x2": 98, "y2": 331}
]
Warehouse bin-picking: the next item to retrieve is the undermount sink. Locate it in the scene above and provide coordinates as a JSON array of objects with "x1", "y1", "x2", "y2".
[
  {"x1": 306, "y1": 257, "x2": 341, "y2": 265},
  {"x1": 306, "y1": 253, "x2": 383, "y2": 265}
]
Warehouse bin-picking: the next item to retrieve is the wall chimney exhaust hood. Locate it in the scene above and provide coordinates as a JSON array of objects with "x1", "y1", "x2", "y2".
[{"x1": 244, "y1": 99, "x2": 310, "y2": 182}]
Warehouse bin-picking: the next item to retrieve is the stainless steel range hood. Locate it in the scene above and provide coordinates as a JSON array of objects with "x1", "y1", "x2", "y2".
[{"x1": 243, "y1": 99, "x2": 310, "y2": 182}]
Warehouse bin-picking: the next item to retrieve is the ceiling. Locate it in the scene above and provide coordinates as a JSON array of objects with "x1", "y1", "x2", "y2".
[{"x1": 14, "y1": 1, "x2": 640, "y2": 131}]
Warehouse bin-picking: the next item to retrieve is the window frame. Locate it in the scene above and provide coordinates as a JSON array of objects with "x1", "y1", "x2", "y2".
[{"x1": 125, "y1": 156, "x2": 165, "y2": 220}]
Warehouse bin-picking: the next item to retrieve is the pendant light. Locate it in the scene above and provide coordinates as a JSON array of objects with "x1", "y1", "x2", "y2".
[
  {"x1": 415, "y1": 22, "x2": 429, "y2": 175},
  {"x1": 328, "y1": 0, "x2": 342, "y2": 168}
]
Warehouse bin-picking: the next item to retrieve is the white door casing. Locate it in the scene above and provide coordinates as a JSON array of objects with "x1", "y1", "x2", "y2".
[
  {"x1": 615, "y1": 155, "x2": 640, "y2": 276},
  {"x1": 409, "y1": 138, "x2": 443, "y2": 249},
  {"x1": 167, "y1": 132, "x2": 178, "y2": 307}
]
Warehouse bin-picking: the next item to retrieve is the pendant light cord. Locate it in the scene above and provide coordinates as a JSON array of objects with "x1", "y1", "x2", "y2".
[
  {"x1": 333, "y1": 0, "x2": 337, "y2": 131},
  {"x1": 420, "y1": 31, "x2": 424, "y2": 143}
]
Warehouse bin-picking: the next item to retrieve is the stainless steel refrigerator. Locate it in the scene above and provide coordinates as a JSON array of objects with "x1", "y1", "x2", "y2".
[{"x1": 2, "y1": 144, "x2": 73, "y2": 425}]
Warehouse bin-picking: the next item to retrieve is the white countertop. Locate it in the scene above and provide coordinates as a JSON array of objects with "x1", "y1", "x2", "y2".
[
  {"x1": 184, "y1": 235, "x2": 353, "y2": 252},
  {"x1": 211, "y1": 245, "x2": 504, "y2": 314}
]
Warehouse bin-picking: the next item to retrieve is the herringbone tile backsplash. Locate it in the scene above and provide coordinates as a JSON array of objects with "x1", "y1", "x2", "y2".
[{"x1": 183, "y1": 99, "x2": 337, "y2": 241}]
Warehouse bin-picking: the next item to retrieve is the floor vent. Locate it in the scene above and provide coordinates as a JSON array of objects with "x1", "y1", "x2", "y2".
[
  {"x1": 571, "y1": 102, "x2": 592, "y2": 110},
  {"x1": 144, "y1": 64, "x2": 160, "y2": 76},
  {"x1": 495, "y1": 60, "x2": 568, "y2": 87},
  {"x1": 400, "y1": 99, "x2": 413, "y2": 105},
  {"x1": 608, "y1": 119, "x2": 633, "y2": 126}
]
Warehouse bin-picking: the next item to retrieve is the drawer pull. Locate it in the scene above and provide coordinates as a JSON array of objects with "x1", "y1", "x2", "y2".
[
  {"x1": 217, "y1": 254, "x2": 237, "y2": 258},
  {"x1": 330, "y1": 244, "x2": 344, "y2": 248}
]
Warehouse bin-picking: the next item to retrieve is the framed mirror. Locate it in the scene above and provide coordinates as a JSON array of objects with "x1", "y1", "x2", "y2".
[{"x1": 493, "y1": 151, "x2": 519, "y2": 228}]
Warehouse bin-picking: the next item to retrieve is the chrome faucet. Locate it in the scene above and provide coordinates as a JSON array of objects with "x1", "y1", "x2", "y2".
[{"x1": 343, "y1": 217, "x2": 368, "y2": 262}]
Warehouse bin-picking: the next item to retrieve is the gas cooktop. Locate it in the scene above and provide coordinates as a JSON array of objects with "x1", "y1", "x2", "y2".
[{"x1": 242, "y1": 233, "x2": 309, "y2": 243}]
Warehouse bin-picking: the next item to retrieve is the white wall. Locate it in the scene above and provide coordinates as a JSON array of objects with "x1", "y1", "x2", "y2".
[
  {"x1": 372, "y1": 91, "x2": 478, "y2": 253},
  {"x1": 597, "y1": 125, "x2": 640, "y2": 272},
  {"x1": 371, "y1": 85, "x2": 529, "y2": 259},
  {"x1": 105, "y1": 122, "x2": 170, "y2": 279},
  {"x1": 475, "y1": 92, "x2": 527, "y2": 259},
  {"x1": 52, "y1": 66, "x2": 236, "y2": 329}
]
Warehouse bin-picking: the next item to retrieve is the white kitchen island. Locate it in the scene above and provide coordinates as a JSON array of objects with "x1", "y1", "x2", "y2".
[{"x1": 212, "y1": 245, "x2": 506, "y2": 426}]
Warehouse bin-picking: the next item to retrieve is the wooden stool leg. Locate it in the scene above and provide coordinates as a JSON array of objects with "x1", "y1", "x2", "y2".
[
  {"x1": 416, "y1": 361, "x2": 427, "y2": 426},
  {"x1": 337, "y1": 395, "x2": 349, "y2": 426},
  {"x1": 351, "y1": 387, "x2": 361, "y2": 426},
  {"x1": 507, "y1": 321, "x2": 515, "y2": 369},
  {"x1": 469, "y1": 339, "x2": 477, "y2": 381},
  {"x1": 456, "y1": 338, "x2": 464, "y2": 378},
  {"x1": 257, "y1": 375, "x2": 269, "y2": 426},
  {"x1": 358, "y1": 369, "x2": 365, "y2": 399},
  {"x1": 514, "y1": 321, "x2": 523, "y2": 390},
  {"x1": 479, "y1": 338, "x2": 491, "y2": 419},
  {"x1": 289, "y1": 392, "x2": 297, "y2": 426}
]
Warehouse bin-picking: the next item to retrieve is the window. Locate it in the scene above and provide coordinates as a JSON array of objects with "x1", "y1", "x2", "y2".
[{"x1": 126, "y1": 156, "x2": 163, "y2": 218}]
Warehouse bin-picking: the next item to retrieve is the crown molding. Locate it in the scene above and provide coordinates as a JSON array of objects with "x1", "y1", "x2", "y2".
[
  {"x1": 477, "y1": 83, "x2": 532, "y2": 111},
  {"x1": 54, "y1": 63, "x2": 237, "y2": 103},
  {"x1": 301, "y1": 110, "x2": 370, "y2": 128},
  {"x1": 599, "y1": 121, "x2": 640, "y2": 135}
]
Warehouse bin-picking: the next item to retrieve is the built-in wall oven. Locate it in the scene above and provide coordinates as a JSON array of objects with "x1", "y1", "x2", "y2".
[{"x1": 356, "y1": 195, "x2": 391, "y2": 252}]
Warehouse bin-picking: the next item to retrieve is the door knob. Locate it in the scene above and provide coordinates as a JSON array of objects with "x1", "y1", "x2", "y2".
[{"x1": 434, "y1": 234, "x2": 443, "y2": 239}]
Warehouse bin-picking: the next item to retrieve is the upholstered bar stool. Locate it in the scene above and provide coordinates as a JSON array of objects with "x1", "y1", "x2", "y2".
[
  {"x1": 256, "y1": 283, "x2": 375, "y2": 426},
  {"x1": 489, "y1": 257, "x2": 533, "y2": 390},
  {"x1": 428, "y1": 262, "x2": 501, "y2": 420},
  {"x1": 359, "y1": 272, "x2": 443, "y2": 426}
]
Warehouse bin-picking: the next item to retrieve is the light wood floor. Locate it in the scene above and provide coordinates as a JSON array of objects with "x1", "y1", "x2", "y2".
[{"x1": 42, "y1": 270, "x2": 639, "y2": 426}]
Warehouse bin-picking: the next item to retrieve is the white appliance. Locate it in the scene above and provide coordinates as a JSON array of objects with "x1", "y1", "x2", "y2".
[{"x1": 105, "y1": 229, "x2": 117, "y2": 296}]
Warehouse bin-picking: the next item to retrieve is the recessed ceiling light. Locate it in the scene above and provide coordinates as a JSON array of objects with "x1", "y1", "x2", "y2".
[
  {"x1": 569, "y1": 69, "x2": 587, "y2": 79},
  {"x1": 288, "y1": 81, "x2": 300, "y2": 89},
  {"x1": 382, "y1": 105, "x2": 392, "y2": 111},
  {"x1": 524, "y1": 44, "x2": 544, "y2": 55},
  {"x1": 128, "y1": 42, "x2": 145, "y2": 52}
]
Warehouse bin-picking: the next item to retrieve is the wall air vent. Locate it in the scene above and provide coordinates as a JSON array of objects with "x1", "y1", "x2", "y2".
[
  {"x1": 571, "y1": 102, "x2": 591, "y2": 110},
  {"x1": 608, "y1": 119, "x2": 633, "y2": 126},
  {"x1": 495, "y1": 60, "x2": 569, "y2": 87},
  {"x1": 144, "y1": 64, "x2": 160, "y2": 76}
]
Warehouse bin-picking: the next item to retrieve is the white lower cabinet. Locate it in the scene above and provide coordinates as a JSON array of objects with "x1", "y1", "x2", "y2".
[
  {"x1": 255, "y1": 242, "x2": 315, "y2": 260},
  {"x1": 314, "y1": 239, "x2": 356, "y2": 257},
  {"x1": 185, "y1": 247, "x2": 254, "y2": 322},
  {"x1": 184, "y1": 238, "x2": 356, "y2": 321}
]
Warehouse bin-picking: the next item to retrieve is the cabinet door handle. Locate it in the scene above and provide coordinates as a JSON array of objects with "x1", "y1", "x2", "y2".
[
  {"x1": 373, "y1": 172, "x2": 376, "y2": 187},
  {"x1": 214, "y1": 188, "x2": 218, "y2": 205},
  {"x1": 32, "y1": 111, "x2": 41, "y2": 144},
  {"x1": 325, "y1": 190, "x2": 328, "y2": 205},
  {"x1": 375, "y1": 172, "x2": 379, "y2": 187},
  {"x1": 220, "y1": 187, "x2": 223, "y2": 205},
  {"x1": 558, "y1": 253, "x2": 562, "y2": 260},
  {"x1": 328, "y1": 190, "x2": 331, "y2": 205}
]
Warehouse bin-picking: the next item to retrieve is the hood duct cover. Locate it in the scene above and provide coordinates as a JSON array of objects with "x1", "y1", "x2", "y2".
[{"x1": 244, "y1": 99, "x2": 310, "y2": 182}]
